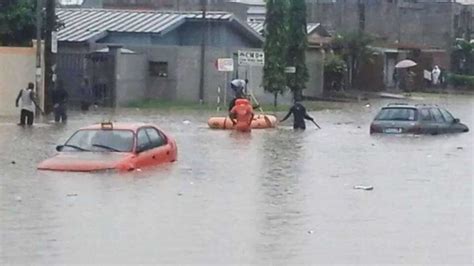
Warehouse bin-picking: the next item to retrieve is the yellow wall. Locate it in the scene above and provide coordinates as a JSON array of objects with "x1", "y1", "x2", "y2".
[{"x1": 0, "y1": 45, "x2": 44, "y2": 116}]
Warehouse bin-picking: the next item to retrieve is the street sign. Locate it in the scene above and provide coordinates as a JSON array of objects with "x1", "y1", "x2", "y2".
[
  {"x1": 238, "y1": 50, "x2": 264, "y2": 66},
  {"x1": 216, "y1": 58, "x2": 234, "y2": 72},
  {"x1": 51, "y1": 31, "x2": 57, "y2": 53}
]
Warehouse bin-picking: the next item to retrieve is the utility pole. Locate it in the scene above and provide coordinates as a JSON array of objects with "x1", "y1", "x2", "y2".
[
  {"x1": 199, "y1": 0, "x2": 207, "y2": 104},
  {"x1": 44, "y1": 0, "x2": 56, "y2": 114},
  {"x1": 36, "y1": 0, "x2": 43, "y2": 112}
]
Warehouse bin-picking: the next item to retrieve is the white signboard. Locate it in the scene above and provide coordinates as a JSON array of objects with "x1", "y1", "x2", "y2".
[
  {"x1": 51, "y1": 31, "x2": 58, "y2": 53},
  {"x1": 216, "y1": 58, "x2": 234, "y2": 72},
  {"x1": 238, "y1": 50, "x2": 264, "y2": 66},
  {"x1": 285, "y1": 66, "x2": 296, "y2": 73},
  {"x1": 423, "y1": 70, "x2": 431, "y2": 81}
]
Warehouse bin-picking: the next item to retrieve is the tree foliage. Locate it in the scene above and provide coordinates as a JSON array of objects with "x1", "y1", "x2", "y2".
[
  {"x1": 331, "y1": 31, "x2": 375, "y2": 89},
  {"x1": 324, "y1": 54, "x2": 347, "y2": 91},
  {"x1": 451, "y1": 39, "x2": 473, "y2": 75},
  {"x1": 286, "y1": 0, "x2": 308, "y2": 98},
  {"x1": 0, "y1": 0, "x2": 36, "y2": 46},
  {"x1": 263, "y1": 0, "x2": 289, "y2": 106}
]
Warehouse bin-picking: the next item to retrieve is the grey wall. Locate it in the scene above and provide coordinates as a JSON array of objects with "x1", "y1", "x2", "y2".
[
  {"x1": 306, "y1": 0, "x2": 468, "y2": 50},
  {"x1": 97, "y1": 21, "x2": 261, "y2": 48},
  {"x1": 98, "y1": 33, "x2": 153, "y2": 46},
  {"x1": 178, "y1": 22, "x2": 261, "y2": 48},
  {"x1": 116, "y1": 53, "x2": 147, "y2": 106},
  {"x1": 305, "y1": 49, "x2": 325, "y2": 98}
]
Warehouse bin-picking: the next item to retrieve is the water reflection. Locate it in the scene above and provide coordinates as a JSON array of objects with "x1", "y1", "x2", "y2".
[{"x1": 257, "y1": 129, "x2": 307, "y2": 261}]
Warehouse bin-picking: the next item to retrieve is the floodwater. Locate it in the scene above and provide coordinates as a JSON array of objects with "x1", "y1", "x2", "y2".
[{"x1": 0, "y1": 94, "x2": 472, "y2": 265}]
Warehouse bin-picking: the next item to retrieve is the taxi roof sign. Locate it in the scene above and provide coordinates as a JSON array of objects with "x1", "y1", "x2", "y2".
[{"x1": 101, "y1": 122, "x2": 113, "y2": 130}]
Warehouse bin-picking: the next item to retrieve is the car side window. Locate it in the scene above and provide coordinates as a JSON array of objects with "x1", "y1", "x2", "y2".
[
  {"x1": 145, "y1": 128, "x2": 167, "y2": 148},
  {"x1": 136, "y1": 129, "x2": 151, "y2": 151},
  {"x1": 440, "y1": 108, "x2": 454, "y2": 123},
  {"x1": 430, "y1": 108, "x2": 445, "y2": 123},
  {"x1": 419, "y1": 109, "x2": 433, "y2": 122}
]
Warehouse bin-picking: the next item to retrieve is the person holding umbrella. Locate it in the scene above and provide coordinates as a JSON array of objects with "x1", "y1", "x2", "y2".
[{"x1": 395, "y1": 59, "x2": 417, "y2": 92}]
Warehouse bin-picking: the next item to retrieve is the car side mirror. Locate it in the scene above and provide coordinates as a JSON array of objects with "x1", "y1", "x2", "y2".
[
  {"x1": 56, "y1": 145, "x2": 64, "y2": 152},
  {"x1": 453, "y1": 118, "x2": 460, "y2": 124}
]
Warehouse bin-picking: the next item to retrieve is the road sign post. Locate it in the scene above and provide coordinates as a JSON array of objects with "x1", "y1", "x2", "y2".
[{"x1": 216, "y1": 58, "x2": 234, "y2": 107}]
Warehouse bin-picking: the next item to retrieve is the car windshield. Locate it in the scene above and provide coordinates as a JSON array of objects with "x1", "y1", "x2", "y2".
[
  {"x1": 375, "y1": 108, "x2": 417, "y2": 121},
  {"x1": 64, "y1": 129, "x2": 134, "y2": 152}
]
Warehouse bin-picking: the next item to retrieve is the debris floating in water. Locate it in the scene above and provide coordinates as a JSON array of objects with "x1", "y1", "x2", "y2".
[
  {"x1": 456, "y1": 147, "x2": 463, "y2": 150},
  {"x1": 365, "y1": 103, "x2": 371, "y2": 108},
  {"x1": 67, "y1": 193, "x2": 78, "y2": 197},
  {"x1": 307, "y1": 230, "x2": 315, "y2": 234},
  {"x1": 183, "y1": 120, "x2": 191, "y2": 125},
  {"x1": 353, "y1": 185, "x2": 374, "y2": 191},
  {"x1": 15, "y1": 195, "x2": 22, "y2": 202},
  {"x1": 11, "y1": 161, "x2": 16, "y2": 164}
]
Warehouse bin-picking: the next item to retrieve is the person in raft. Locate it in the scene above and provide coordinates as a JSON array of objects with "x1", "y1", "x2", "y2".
[
  {"x1": 229, "y1": 98, "x2": 255, "y2": 132},
  {"x1": 280, "y1": 96, "x2": 315, "y2": 130}
]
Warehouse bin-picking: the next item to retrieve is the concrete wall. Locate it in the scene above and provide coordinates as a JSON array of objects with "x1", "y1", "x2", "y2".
[
  {"x1": 0, "y1": 46, "x2": 44, "y2": 116},
  {"x1": 305, "y1": 49, "x2": 325, "y2": 97},
  {"x1": 86, "y1": 42, "x2": 322, "y2": 105},
  {"x1": 98, "y1": 22, "x2": 261, "y2": 48},
  {"x1": 178, "y1": 22, "x2": 261, "y2": 48},
  {"x1": 116, "y1": 53, "x2": 147, "y2": 106},
  {"x1": 306, "y1": 0, "x2": 468, "y2": 50}
]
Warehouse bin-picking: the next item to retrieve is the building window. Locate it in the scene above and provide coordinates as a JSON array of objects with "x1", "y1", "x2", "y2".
[{"x1": 149, "y1": 61, "x2": 168, "y2": 77}]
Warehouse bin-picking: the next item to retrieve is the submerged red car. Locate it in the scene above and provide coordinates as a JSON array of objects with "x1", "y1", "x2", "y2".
[{"x1": 38, "y1": 122, "x2": 177, "y2": 172}]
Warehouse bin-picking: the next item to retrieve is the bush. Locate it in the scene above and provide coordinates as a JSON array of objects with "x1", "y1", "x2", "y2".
[
  {"x1": 447, "y1": 74, "x2": 474, "y2": 88},
  {"x1": 324, "y1": 54, "x2": 347, "y2": 91}
]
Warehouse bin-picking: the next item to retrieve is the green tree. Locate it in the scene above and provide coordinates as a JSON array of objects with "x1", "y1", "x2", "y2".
[
  {"x1": 263, "y1": 0, "x2": 289, "y2": 107},
  {"x1": 286, "y1": 0, "x2": 309, "y2": 99},
  {"x1": 0, "y1": 0, "x2": 36, "y2": 46},
  {"x1": 324, "y1": 54, "x2": 347, "y2": 92},
  {"x1": 452, "y1": 39, "x2": 473, "y2": 75},
  {"x1": 331, "y1": 31, "x2": 374, "y2": 89}
]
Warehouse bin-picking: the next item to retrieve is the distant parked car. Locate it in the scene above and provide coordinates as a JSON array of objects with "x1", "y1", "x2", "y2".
[{"x1": 370, "y1": 103, "x2": 469, "y2": 135}]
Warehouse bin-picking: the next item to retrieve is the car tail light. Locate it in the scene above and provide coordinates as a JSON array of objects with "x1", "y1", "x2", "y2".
[{"x1": 370, "y1": 124, "x2": 380, "y2": 134}]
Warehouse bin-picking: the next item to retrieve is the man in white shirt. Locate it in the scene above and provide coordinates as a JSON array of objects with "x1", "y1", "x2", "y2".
[
  {"x1": 15, "y1": 82, "x2": 41, "y2": 126},
  {"x1": 230, "y1": 78, "x2": 248, "y2": 96}
]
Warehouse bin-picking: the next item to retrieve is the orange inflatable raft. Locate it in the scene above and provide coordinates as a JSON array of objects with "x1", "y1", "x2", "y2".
[{"x1": 208, "y1": 115, "x2": 277, "y2": 129}]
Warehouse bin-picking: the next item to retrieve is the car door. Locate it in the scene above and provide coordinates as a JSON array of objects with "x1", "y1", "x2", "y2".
[
  {"x1": 439, "y1": 108, "x2": 463, "y2": 133},
  {"x1": 135, "y1": 128, "x2": 155, "y2": 168},
  {"x1": 144, "y1": 127, "x2": 172, "y2": 164},
  {"x1": 418, "y1": 108, "x2": 438, "y2": 134},
  {"x1": 430, "y1": 108, "x2": 447, "y2": 134}
]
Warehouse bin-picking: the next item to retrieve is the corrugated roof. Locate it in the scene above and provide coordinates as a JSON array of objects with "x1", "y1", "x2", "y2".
[
  {"x1": 57, "y1": 8, "x2": 235, "y2": 42},
  {"x1": 248, "y1": 22, "x2": 321, "y2": 36}
]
